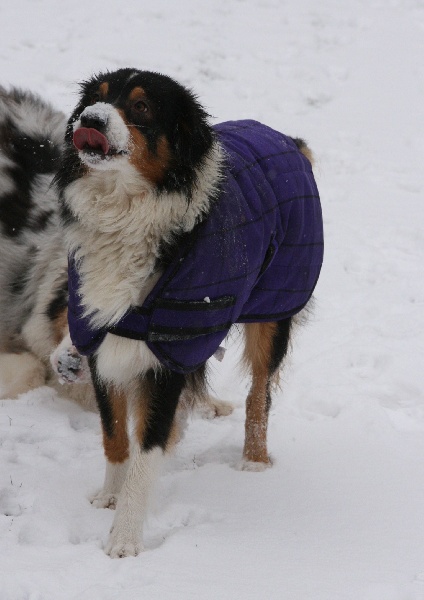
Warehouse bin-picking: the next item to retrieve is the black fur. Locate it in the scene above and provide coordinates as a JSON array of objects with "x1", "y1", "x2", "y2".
[
  {"x1": 291, "y1": 136, "x2": 308, "y2": 153},
  {"x1": 88, "y1": 354, "x2": 115, "y2": 439},
  {"x1": 32, "y1": 209, "x2": 54, "y2": 232},
  {"x1": 46, "y1": 281, "x2": 69, "y2": 322},
  {"x1": 3, "y1": 122, "x2": 61, "y2": 175},
  {"x1": 142, "y1": 369, "x2": 186, "y2": 451},
  {"x1": 0, "y1": 114, "x2": 61, "y2": 237},
  {"x1": 269, "y1": 318, "x2": 292, "y2": 377},
  {"x1": 0, "y1": 165, "x2": 33, "y2": 238},
  {"x1": 265, "y1": 318, "x2": 292, "y2": 413}
]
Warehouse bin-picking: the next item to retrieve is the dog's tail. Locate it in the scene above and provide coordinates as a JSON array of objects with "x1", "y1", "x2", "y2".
[{"x1": 291, "y1": 137, "x2": 314, "y2": 167}]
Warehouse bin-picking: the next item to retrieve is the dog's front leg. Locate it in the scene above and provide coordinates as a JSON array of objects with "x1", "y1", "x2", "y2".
[
  {"x1": 91, "y1": 459, "x2": 129, "y2": 509},
  {"x1": 88, "y1": 357, "x2": 130, "y2": 509},
  {"x1": 105, "y1": 368, "x2": 185, "y2": 558},
  {"x1": 105, "y1": 444, "x2": 163, "y2": 557}
]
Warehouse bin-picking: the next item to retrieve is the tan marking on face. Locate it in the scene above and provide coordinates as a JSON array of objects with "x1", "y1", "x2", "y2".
[
  {"x1": 128, "y1": 129, "x2": 171, "y2": 185},
  {"x1": 242, "y1": 322, "x2": 277, "y2": 465},
  {"x1": 99, "y1": 82, "x2": 109, "y2": 99},
  {"x1": 129, "y1": 86, "x2": 146, "y2": 102},
  {"x1": 117, "y1": 94, "x2": 171, "y2": 185},
  {"x1": 102, "y1": 386, "x2": 130, "y2": 464}
]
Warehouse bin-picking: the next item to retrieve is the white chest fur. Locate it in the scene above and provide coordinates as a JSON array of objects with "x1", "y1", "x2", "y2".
[
  {"x1": 64, "y1": 144, "x2": 223, "y2": 328},
  {"x1": 65, "y1": 163, "x2": 205, "y2": 328}
]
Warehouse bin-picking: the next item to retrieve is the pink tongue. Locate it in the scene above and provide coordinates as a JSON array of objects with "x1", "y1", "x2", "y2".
[{"x1": 73, "y1": 127, "x2": 110, "y2": 154}]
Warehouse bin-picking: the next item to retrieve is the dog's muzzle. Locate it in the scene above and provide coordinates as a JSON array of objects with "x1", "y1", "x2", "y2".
[{"x1": 72, "y1": 103, "x2": 129, "y2": 163}]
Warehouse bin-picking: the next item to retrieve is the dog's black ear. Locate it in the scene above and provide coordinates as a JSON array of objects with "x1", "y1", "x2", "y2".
[
  {"x1": 162, "y1": 89, "x2": 214, "y2": 197},
  {"x1": 172, "y1": 90, "x2": 214, "y2": 170}
]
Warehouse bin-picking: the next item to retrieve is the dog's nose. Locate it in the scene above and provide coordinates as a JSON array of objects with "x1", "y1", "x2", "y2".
[{"x1": 80, "y1": 109, "x2": 109, "y2": 130}]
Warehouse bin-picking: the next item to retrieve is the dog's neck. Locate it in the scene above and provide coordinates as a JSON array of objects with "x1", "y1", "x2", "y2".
[{"x1": 63, "y1": 141, "x2": 223, "y2": 328}]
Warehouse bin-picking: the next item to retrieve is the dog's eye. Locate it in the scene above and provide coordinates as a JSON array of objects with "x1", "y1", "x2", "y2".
[
  {"x1": 134, "y1": 100, "x2": 149, "y2": 113},
  {"x1": 90, "y1": 93, "x2": 101, "y2": 104}
]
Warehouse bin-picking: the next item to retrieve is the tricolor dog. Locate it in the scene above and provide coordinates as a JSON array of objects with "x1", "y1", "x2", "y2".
[{"x1": 54, "y1": 68, "x2": 324, "y2": 558}]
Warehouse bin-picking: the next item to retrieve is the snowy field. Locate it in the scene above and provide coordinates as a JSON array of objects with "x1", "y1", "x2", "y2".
[{"x1": 1, "y1": 0, "x2": 424, "y2": 598}]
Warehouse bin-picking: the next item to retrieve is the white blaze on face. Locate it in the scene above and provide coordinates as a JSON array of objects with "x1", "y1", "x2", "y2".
[{"x1": 73, "y1": 102, "x2": 130, "y2": 170}]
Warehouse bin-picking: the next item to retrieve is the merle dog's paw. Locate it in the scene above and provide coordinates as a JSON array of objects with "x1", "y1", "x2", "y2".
[
  {"x1": 56, "y1": 348, "x2": 84, "y2": 383},
  {"x1": 50, "y1": 335, "x2": 90, "y2": 385}
]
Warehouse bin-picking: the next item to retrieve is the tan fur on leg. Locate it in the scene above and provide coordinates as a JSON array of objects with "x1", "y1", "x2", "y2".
[
  {"x1": 242, "y1": 322, "x2": 277, "y2": 465},
  {"x1": 91, "y1": 386, "x2": 130, "y2": 509},
  {"x1": 105, "y1": 382, "x2": 165, "y2": 557},
  {"x1": 102, "y1": 387, "x2": 130, "y2": 464}
]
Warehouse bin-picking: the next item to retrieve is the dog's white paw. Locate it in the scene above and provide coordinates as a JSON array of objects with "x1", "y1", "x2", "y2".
[
  {"x1": 105, "y1": 534, "x2": 143, "y2": 558},
  {"x1": 236, "y1": 458, "x2": 272, "y2": 472},
  {"x1": 90, "y1": 491, "x2": 118, "y2": 509},
  {"x1": 210, "y1": 397, "x2": 234, "y2": 417},
  {"x1": 197, "y1": 396, "x2": 234, "y2": 419}
]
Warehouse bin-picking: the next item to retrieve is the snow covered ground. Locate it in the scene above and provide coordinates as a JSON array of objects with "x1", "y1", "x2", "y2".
[{"x1": 1, "y1": 0, "x2": 424, "y2": 598}]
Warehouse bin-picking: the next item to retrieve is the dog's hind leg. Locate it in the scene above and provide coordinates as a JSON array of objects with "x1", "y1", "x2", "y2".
[
  {"x1": 105, "y1": 368, "x2": 185, "y2": 558},
  {"x1": 242, "y1": 319, "x2": 292, "y2": 469}
]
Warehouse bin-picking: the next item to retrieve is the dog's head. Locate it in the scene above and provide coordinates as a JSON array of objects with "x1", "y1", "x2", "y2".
[{"x1": 61, "y1": 68, "x2": 214, "y2": 196}]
